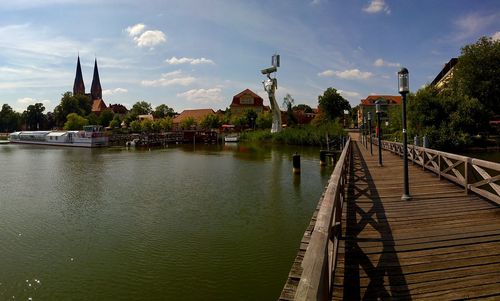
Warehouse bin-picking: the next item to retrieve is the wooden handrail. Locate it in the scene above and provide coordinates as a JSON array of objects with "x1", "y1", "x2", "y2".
[
  {"x1": 378, "y1": 140, "x2": 500, "y2": 205},
  {"x1": 294, "y1": 137, "x2": 351, "y2": 300}
]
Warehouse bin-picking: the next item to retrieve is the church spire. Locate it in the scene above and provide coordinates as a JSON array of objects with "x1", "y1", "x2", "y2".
[
  {"x1": 73, "y1": 55, "x2": 85, "y2": 95},
  {"x1": 91, "y1": 58, "x2": 102, "y2": 100}
]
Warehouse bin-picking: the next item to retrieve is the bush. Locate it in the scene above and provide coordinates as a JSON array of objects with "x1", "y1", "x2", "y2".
[{"x1": 240, "y1": 121, "x2": 345, "y2": 146}]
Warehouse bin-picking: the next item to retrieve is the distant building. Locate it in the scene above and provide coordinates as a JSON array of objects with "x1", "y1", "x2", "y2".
[
  {"x1": 138, "y1": 114, "x2": 154, "y2": 121},
  {"x1": 358, "y1": 95, "x2": 402, "y2": 127},
  {"x1": 173, "y1": 109, "x2": 215, "y2": 129},
  {"x1": 230, "y1": 89, "x2": 265, "y2": 114},
  {"x1": 292, "y1": 109, "x2": 317, "y2": 125},
  {"x1": 108, "y1": 104, "x2": 128, "y2": 116},
  {"x1": 73, "y1": 56, "x2": 107, "y2": 115},
  {"x1": 430, "y1": 58, "x2": 458, "y2": 91}
]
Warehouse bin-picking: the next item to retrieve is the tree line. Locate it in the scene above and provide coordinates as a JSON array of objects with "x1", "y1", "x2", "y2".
[{"x1": 383, "y1": 36, "x2": 500, "y2": 150}]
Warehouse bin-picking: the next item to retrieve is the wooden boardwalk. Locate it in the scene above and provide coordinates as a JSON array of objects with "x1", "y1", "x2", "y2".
[
  {"x1": 280, "y1": 133, "x2": 500, "y2": 300},
  {"x1": 332, "y1": 136, "x2": 500, "y2": 300}
]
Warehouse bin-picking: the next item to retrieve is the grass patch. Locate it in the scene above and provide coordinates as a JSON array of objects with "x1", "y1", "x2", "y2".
[{"x1": 240, "y1": 122, "x2": 345, "y2": 146}]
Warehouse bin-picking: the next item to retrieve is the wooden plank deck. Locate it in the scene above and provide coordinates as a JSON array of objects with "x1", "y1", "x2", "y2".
[{"x1": 332, "y1": 136, "x2": 500, "y2": 300}]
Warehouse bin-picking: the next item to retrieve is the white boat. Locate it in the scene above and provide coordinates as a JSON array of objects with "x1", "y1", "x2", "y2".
[
  {"x1": 224, "y1": 134, "x2": 239, "y2": 143},
  {"x1": 8, "y1": 125, "x2": 108, "y2": 148}
]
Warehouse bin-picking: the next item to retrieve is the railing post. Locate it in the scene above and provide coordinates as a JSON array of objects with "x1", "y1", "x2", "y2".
[
  {"x1": 464, "y1": 158, "x2": 469, "y2": 195},
  {"x1": 438, "y1": 153, "x2": 441, "y2": 180},
  {"x1": 422, "y1": 148, "x2": 426, "y2": 171}
]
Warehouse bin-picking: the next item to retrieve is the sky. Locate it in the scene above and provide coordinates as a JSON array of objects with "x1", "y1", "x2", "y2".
[{"x1": 0, "y1": 0, "x2": 499, "y2": 113}]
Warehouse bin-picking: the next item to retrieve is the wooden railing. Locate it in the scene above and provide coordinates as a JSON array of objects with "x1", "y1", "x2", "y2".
[
  {"x1": 294, "y1": 137, "x2": 351, "y2": 300},
  {"x1": 378, "y1": 139, "x2": 500, "y2": 205}
]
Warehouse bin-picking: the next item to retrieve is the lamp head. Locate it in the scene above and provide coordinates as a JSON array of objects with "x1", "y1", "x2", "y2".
[
  {"x1": 261, "y1": 66, "x2": 277, "y2": 75},
  {"x1": 375, "y1": 100, "x2": 381, "y2": 113},
  {"x1": 367, "y1": 112, "x2": 371, "y2": 121},
  {"x1": 398, "y1": 67, "x2": 409, "y2": 94}
]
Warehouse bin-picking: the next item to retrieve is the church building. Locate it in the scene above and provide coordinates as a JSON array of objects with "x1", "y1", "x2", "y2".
[{"x1": 73, "y1": 56, "x2": 107, "y2": 115}]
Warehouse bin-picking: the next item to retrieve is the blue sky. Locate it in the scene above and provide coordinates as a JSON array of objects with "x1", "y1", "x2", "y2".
[{"x1": 0, "y1": 0, "x2": 499, "y2": 113}]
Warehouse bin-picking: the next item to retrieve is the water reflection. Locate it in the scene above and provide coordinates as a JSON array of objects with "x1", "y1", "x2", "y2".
[{"x1": 0, "y1": 143, "x2": 333, "y2": 300}]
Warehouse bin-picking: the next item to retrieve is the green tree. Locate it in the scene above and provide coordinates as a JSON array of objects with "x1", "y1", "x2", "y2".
[
  {"x1": 450, "y1": 36, "x2": 500, "y2": 115},
  {"x1": 180, "y1": 117, "x2": 196, "y2": 130},
  {"x1": 98, "y1": 109, "x2": 114, "y2": 127},
  {"x1": 153, "y1": 104, "x2": 175, "y2": 119},
  {"x1": 350, "y1": 105, "x2": 359, "y2": 127},
  {"x1": 256, "y1": 111, "x2": 273, "y2": 129},
  {"x1": 159, "y1": 117, "x2": 173, "y2": 131},
  {"x1": 86, "y1": 113, "x2": 99, "y2": 126},
  {"x1": 130, "y1": 101, "x2": 153, "y2": 117},
  {"x1": 231, "y1": 115, "x2": 247, "y2": 128},
  {"x1": 54, "y1": 92, "x2": 91, "y2": 127},
  {"x1": 283, "y1": 94, "x2": 297, "y2": 126},
  {"x1": 293, "y1": 104, "x2": 313, "y2": 113},
  {"x1": 244, "y1": 109, "x2": 258, "y2": 129},
  {"x1": 406, "y1": 86, "x2": 489, "y2": 150},
  {"x1": 141, "y1": 119, "x2": 154, "y2": 133},
  {"x1": 0, "y1": 104, "x2": 20, "y2": 132},
  {"x1": 109, "y1": 115, "x2": 121, "y2": 129},
  {"x1": 130, "y1": 120, "x2": 141, "y2": 133},
  {"x1": 318, "y1": 87, "x2": 351, "y2": 121},
  {"x1": 25, "y1": 103, "x2": 46, "y2": 130},
  {"x1": 200, "y1": 114, "x2": 221, "y2": 129},
  {"x1": 75, "y1": 94, "x2": 92, "y2": 116},
  {"x1": 64, "y1": 113, "x2": 88, "y2": 130}
]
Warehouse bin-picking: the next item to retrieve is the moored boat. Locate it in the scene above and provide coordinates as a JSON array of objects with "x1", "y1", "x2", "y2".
[
  {"x1": 224, "y1": 134, "x2": 239, "y2": 143},
  {"x1": 8, "y1": 125, "x2": 108, "y2": 148}
]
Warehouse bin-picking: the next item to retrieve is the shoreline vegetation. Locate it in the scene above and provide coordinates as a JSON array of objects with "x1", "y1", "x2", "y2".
[{"x1": 240, "y1": 121, "x2": 345, "y2": 146}]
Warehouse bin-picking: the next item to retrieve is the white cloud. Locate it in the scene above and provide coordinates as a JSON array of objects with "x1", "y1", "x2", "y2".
[
  {"x1": 338, "y1": 90, "x2": 361, "y2": 99},
  {"x1": 310, "y1": 0, "x2": 324, "y2": 5},
  {"x1": 454, "y1": 13, "x2": 498, "y2": 40},
  {"x1": 102, "y1": 88, "x2": 128, "y2": 96},
  {"x1": 126, "y1": 23, "x2": 166, "y2": 49},
  {"x1": 318, "y1": 70, "x2": 335, "y2": 77},
  {"x1": 141, "y1": 70, "x2": 195, "y2": 87},
  {"x1": 319, "y1": 69, "x2": 373, "y2": 80},
  {"x1": 18, "y1": 97, "x2": 36, "y2": 104},
  {"x1": 16, "y1": 97, "x2": 51, "y2": 111},
  {"x1": 374, "y1": 58, "x2": 400, "y2": 67},
  {"x1": 492, "y1": 31, "x2": 500, "y2": 41},
  {"x1": 177, "y1": 88, "x2": 223, "y2": 104},
  {"x1": 134, "y1": 30, "x2": 166, "y2": 48},
  {"x1": 363, "y1": 0, "x2": 390, "y2": 14},
  {"x1": 126, "y1": 23, "x2": 146, "y2": 37},
  {"x1": 165, "y1": 56, "x2": 215, "y2": 65}
]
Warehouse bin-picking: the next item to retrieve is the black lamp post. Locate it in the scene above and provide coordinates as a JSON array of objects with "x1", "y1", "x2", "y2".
[
  {"x1": 399, "y1": 67, "x2": 411, "y2": 201},
  {"x1": 368, "y1": 112, "x2": 373, "y2": 156},
  {"x1": 376, "y1": 101, "x2": 383, "y2": 166},
  {"x1": 363, "y1": 116, "x2": 367, "y2": 149}
]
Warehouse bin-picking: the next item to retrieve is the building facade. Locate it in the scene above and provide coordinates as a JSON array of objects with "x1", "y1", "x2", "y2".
[
  {"x1": 358, "y1": 95, "x2": 402, "y2": 127},
  {"x1": 230, "y1": 89, "x2": 265, "y2": 114}
]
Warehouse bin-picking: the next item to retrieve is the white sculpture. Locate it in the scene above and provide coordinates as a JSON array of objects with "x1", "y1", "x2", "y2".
[
  {"x1": 263, "y1": 77, "x2": 282, "y2": 133},
  {"x1": 262, "y1": 54, "x2": 282, "y2": 133}
]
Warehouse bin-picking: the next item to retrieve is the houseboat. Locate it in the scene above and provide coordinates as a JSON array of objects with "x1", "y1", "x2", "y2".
[{"x1": 9, "y1": 125, "x2": 108, "y2": 148}]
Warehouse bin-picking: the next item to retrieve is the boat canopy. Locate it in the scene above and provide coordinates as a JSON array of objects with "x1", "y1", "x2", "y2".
[{"x1": 47, "y1": 132, "x2": 67, "y2": 137}]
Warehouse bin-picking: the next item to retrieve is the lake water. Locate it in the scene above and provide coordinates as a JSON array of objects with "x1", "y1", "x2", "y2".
[{"x1": 0, "y1": 143, "x2": 333, "y2": 300}]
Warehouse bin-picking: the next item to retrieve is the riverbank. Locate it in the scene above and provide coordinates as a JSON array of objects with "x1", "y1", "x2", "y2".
[{"x1": 240, "y1": 123, "x2": 345, "y2": 146}]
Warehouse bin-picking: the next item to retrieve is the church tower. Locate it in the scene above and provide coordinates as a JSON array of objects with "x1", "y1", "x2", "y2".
[
  {"x1": 73, "y1": 55, "x2": 85, "y2": 95},
  {"x1": 91, "y1": 58, "x2": 102, "y2": 100}
]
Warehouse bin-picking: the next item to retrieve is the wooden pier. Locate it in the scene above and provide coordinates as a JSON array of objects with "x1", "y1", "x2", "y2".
[{"x1": 280, "y1": 133, "x2": 500, "y2": 300}]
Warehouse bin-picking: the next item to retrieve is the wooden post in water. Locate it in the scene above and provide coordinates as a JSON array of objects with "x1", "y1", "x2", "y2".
[
  {"x1": 320, "y1": 150, "x2": 327, "y2": 166},
  {"x1": 293, "y1": 153, "x2": 301, "y2": 174}
]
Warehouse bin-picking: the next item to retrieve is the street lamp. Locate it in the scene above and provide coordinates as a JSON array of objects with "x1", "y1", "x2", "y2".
[
  {"x1": 363, "y1": 116, "x2": 367, "y2": 148},
  {"x1": 398, "y1": 67, "x2": 411, "y2": 201},
  {"x1": 376, "y1": 100, "x2": 383, "y2": 166},
  {"x1": 368, "y1": 112, "x2": 373, "y2": 155}
]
